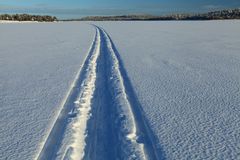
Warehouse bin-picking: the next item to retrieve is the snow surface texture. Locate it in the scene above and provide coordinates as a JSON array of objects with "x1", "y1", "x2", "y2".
[
  {"x1": 36, "y1": 26, "x2": 158, "y2": 160},
  {"x1": 1, "y1": 21, "x2": 240, "y2": 160},
  {"x1": 95, "y1": 21, "x2": 240, "y2": 160},
  {"x1": 0, "y1": 22, "x2": 94, "y2": 160}
]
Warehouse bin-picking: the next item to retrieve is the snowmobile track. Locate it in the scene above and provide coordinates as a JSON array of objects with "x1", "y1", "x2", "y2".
[{"x1": 36, "y1": 25, "x2": 160, "y2": 160}]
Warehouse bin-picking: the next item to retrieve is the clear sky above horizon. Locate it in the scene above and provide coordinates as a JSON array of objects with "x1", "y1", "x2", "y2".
[{"x1": 0, "y1": 0, "x2": 239, "y2": 19}]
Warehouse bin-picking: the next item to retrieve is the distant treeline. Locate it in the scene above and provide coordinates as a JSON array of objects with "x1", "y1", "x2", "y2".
[
  {"x1": 0, "y1": 14, "x2": 58, "y2": 22},
  {"x1": 75, "y1": 8, "x2": 240, "y2": 21}
]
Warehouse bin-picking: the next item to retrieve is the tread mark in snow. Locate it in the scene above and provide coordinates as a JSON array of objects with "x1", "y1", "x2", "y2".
[
  {"x1": 36, "y1": 28, "x2": 100, "y2": 160},
  {"x1": 36, "y1": 25, "x2": 161, "y2": 160}
]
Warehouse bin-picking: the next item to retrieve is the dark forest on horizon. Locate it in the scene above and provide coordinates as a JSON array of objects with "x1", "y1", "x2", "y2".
[
  {"x1": 0, "y1": 8, "x2": 240, "y2": 22},
  {"x1": 77, "y1": 8, "x2": 240, "y2": 21},
  {"x1": 0, "y1": 14, "x2": 57, "y2": 22}
]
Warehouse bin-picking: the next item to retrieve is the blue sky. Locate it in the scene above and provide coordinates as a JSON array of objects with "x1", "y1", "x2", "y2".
[{"x1": 0, "y1": 0, "x2": 239, "y2": 19}]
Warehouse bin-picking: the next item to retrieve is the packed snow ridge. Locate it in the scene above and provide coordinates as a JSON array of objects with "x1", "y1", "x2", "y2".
[{"x1": 36, "y1": 25, "x2": 159, "y2": 160}]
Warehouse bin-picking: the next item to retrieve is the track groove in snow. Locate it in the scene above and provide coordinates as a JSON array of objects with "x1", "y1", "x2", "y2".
[
  {"x1": 36, "y1": 25, "x2": 160, "y2": 160},
  {"x1": 36, "y1": 28, "x2": 100, "y2": 160}
]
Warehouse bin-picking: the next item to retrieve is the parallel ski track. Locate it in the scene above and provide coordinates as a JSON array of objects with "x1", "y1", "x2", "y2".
[
  {"x1": 36, "y1": 28, "x2": 100, "y2": 160},
  {"x1": 36, "y1": 25, "x2": 160, "y2": 160},
  {"x1": 97, "y1": 26, "x2": 160, "y2": 160}
]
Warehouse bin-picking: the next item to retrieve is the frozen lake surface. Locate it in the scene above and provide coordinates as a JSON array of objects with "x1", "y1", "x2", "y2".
[
  {"x1": 96, "y1": 21, "x2": 240, "y2": 159},
  {"x1": 1, "y1": 21, "x2": 240, "y2": 160},
  {"x1": 0, "y1": 22, "x2": 94, "y2": 159}
]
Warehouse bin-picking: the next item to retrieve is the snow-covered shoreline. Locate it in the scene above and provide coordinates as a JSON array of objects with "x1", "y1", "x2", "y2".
[
  {"x1": 0, "y1": 20, "x2": 40, "y2": 23},
  {"x1": 0, "y1": 20, "x2": 58, "y2": 23}
]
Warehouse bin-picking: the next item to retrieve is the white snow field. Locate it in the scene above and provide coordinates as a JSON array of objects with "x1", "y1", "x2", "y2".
[
  {"x1": 1, "y1": 21, "x2": 240, "y2": 160},
  {"x1": 95, "y1": 21, "x2": 240, "y2": 160},
  {"x1": 0, "y1": 22, "x2": 94, "y2": 160}
]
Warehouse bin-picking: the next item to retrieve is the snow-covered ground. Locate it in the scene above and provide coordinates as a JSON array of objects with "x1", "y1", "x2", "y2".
[
  {"x1": 96, "y1": 21, "x2": 240, "y2": 159},
  {"x1": 1, "y1": 21, "x2": 240, "y2": 160},
  {"x1": 0, "y1": 22, "x2": 94, "y2": 159},
  {"x1": 0, "y1": 21, "x2": 38, "y2": 23}
]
